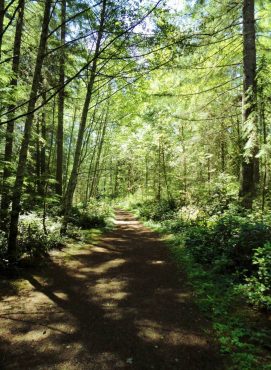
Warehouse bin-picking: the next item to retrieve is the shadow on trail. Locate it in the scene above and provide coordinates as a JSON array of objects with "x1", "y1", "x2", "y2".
[{"x1": 0, "y1": 211, "x2": 224, "y2": 370}]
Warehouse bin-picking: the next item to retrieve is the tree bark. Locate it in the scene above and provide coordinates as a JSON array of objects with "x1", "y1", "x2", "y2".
[
  {"x1": 36, "y1": 117, "x2": 41, "y2": 193},
  {"x1": 0, "y1": 0, "x2": 4, "y2": 58},
  {"x1": 7, "y1": 0, "x2": 52, "y2": 262},
  {"x1": 114, "y1": 162, "x2": 119, "y2": 198},
  {"x1": 84, "y1": 106, "x2": 101, "y2": 204},
  {"x1": 180, "y1": 123, "x2": 187, "y2": 193},
  {"x1": 89, "y1": 109, "x2": 108, "y2": 198},
  {"x1": 157, "y1": 137, "x2": 161, "y2": 202},
  {"x1": 259, "y1": 84, "x2": 267, "y2": 212},
  {"x1": 39, "y1": 92, "x2": 47, "y2": 196},
  {"x1": 145, "y1": 154, "x2": 149, "y2": 197},
  {"x1": 1, "y1": 0, "x2": 25, "y2": 229},
  {"x1": 63, "y1": 106, "x2": 77, "y2": 192},
  {"x1": 56, "y1": 0, "x2": 66, "y2": 197},
  {"x1": 48, "y1": 97, "x2": 56, "y2": 174},
  {"x1": 240, "y1": 0, "x2": 258, "y2": 209},
  {"x1": 161, "y1": 141, "x2": 171, "y2": 201}
]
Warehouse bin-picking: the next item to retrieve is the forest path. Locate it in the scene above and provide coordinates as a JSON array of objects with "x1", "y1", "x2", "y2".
[{"x1": 0, "y1": 210, "x2": 225, "y2": 370}]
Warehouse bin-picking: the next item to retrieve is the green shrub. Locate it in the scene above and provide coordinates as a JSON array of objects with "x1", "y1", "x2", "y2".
[
  {"x1": 18, "y1": 213, "x2": 63, "y2": 258},
  {"x1": 183, "y1": 214, "x2": 271, "y2": 274},
  {"x1": 194, "y1": 174, "x2": 239, "y2": 216},
  {"x1": 239, "y1": 243, "x2": 271, "y2": 310},
  {"x1": 137, "y1": 199, "x2": 177, "y2": 221},
  {"x1": 68, "y1": 200, "x2": 113, "y2": 229},
  {"x1": 184, "y1": 225, "x2": 217, "y2": 263},
  {"x1": 134, "y1": 199, "x2": 271, "y2": 277},
  {"x1": 204, "y1": 185, "x2": 239, "y2": 215}
]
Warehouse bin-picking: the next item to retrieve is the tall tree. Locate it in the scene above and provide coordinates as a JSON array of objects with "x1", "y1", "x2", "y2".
[
  {"x1": 1, "y1": 0, "x2": 25, "y2": 229},
  {"x1": 56, "y1": 0, "x2": 66, "y2": 197},
  {"x1": 61, "y1": 0, "x2": 106, "y2": 232},
  {"x1": 7, "y1": 0, "x2": 52, "y2": 261},
  {"x1": 239, "y1": 0, "x2": 258, "y2": 209},
  {"x1": 0, "y1": 0, "x2": 4, "y2": 58}
]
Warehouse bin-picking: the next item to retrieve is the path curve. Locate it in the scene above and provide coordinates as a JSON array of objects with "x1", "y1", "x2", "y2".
[{"x1": 0, "y1": 210, "x2": 224, "y2": 369}]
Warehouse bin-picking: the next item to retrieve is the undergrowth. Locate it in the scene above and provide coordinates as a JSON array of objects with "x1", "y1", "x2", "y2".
[
  {"x1": 67, "y1": 199, "x2": 114, "y2": 230},
  {"x1": 0, "y1": 199, "x2": 114, "y2": 268}
]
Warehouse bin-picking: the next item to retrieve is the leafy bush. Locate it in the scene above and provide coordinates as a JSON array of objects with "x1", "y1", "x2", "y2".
[
  {"x1": 68, "y1": 199, "x2": 113, "y2": 229},
  {"x1": 239, "y1": 243, "x2": 271, "y2": 310},
  {"x1": 133, "y1": 198, "x2": 271, "y2": 276},
  {"x1": 137, "y1": 199, "x2": 177, "y2": 221},
  {"x1": 18, "y1": 213, "x2": 63, "y2": 258},
  {"x1": 194, "y1": 174, "x2": 239, "y2": 216},
  {"x1": 161, "y1": 205, "x2": 206, "y2": 234},
  {"x1": 183, "y1": 214, "x2": 271, "y2": 274}
]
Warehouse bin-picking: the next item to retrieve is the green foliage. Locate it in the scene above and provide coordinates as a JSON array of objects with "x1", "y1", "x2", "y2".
[
  {"x1": 68, "y1": 200, "x2": 114, "y2": 229},
  {"x1": 131, "y1": 199, "x2": 271, "y2": 276},
  {"x1": 184, "y1": 213, "x2": 271, "y2": 274},
  {"x1": 200, "y1": 175, "x2": 239, "y2": 216},
  {"x1": 239, "y1": 243, "x2": 271, "y2": 310},
  {"x1": 169, "y1": 240, "x2": 271, "y2": 370},
  {"x1": 17, "y1": 213, "x2": 63, "y2": 258},
  {"x1": 135, "y1": 198, "x2": 177, "y2": 221}
]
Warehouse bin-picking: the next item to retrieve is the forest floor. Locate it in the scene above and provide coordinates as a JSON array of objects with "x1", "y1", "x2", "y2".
[{"x1": 0, "y1": 210, "x2": 226, "y2": 370}]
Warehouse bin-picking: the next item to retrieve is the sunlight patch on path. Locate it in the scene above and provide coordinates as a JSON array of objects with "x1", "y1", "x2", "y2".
[
  {"x1": 135, "y1": 318, "x2": 208, "y2": 347},
  {"x1": 114, "y1": 220, "x2": 139, "y2": 225}
]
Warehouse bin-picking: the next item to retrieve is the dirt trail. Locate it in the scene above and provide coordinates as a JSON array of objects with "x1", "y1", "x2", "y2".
[{"x1": 0, "y1": 210, "x2": 225, "y2": 369}]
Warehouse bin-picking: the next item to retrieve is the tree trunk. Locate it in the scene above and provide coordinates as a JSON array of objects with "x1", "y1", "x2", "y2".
[
  {"x1": 40, "y1": 92, "x2": 47, "y2": 195},
  {"x1": 7, "y1": 0, "x2": 52, "y2": 262},
  {"x1": 36, "y1": 117, "x2": 41, "y2": 193},
  {"x1": 161, "y1": 141, "x2": 171, "y2": 201},
  {"x1": 114, "y1": 162, "x2": 119, "y2": 198},
  {"x1": 1, "y1": 0, "x2": 25, "y2": 230},
  {"x1": 0, "y1": 0, "x2": 4, "y2": 58},
  {"x1": 89, "y1": 111, "x2": 108, "y2": 198},
  {"x1": 240, "y1": 0, "x2": 258, "y2": 209},
  {"x1": 259, "y1": 85, "x2": 267, "y2": 212},
  {"x1": 145, "y1": 154, "x2": 149, "y2": 198},
  {"x1": 180, "y1": 123, "x2": 187, "y2": 193},
  {"x1": 85, "y1": 114, "x2": 101, "y2": 204},
  {"x1": 63, "y1": 106, "x2": 76, "y2": 191},
  {"x1": 61, "y1": 0, "x2": 106, "y2": 232},
  {"x1": 220, "y1": 121, "x2": 226, "y2": 173},
  {"x1": 56, "y1": 0, "x2": 66, "y2": 197},
  {"x1": 48, "y1": 97, "x2": 56, "y2": 174},
  {"x1": 157, "y1": 137, "x2": 161, "y2": 202}
]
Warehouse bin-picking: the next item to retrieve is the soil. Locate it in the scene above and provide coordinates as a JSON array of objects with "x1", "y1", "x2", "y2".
[{"x1": 0, "y1": 210, "x2": 225, "y2": 369}]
